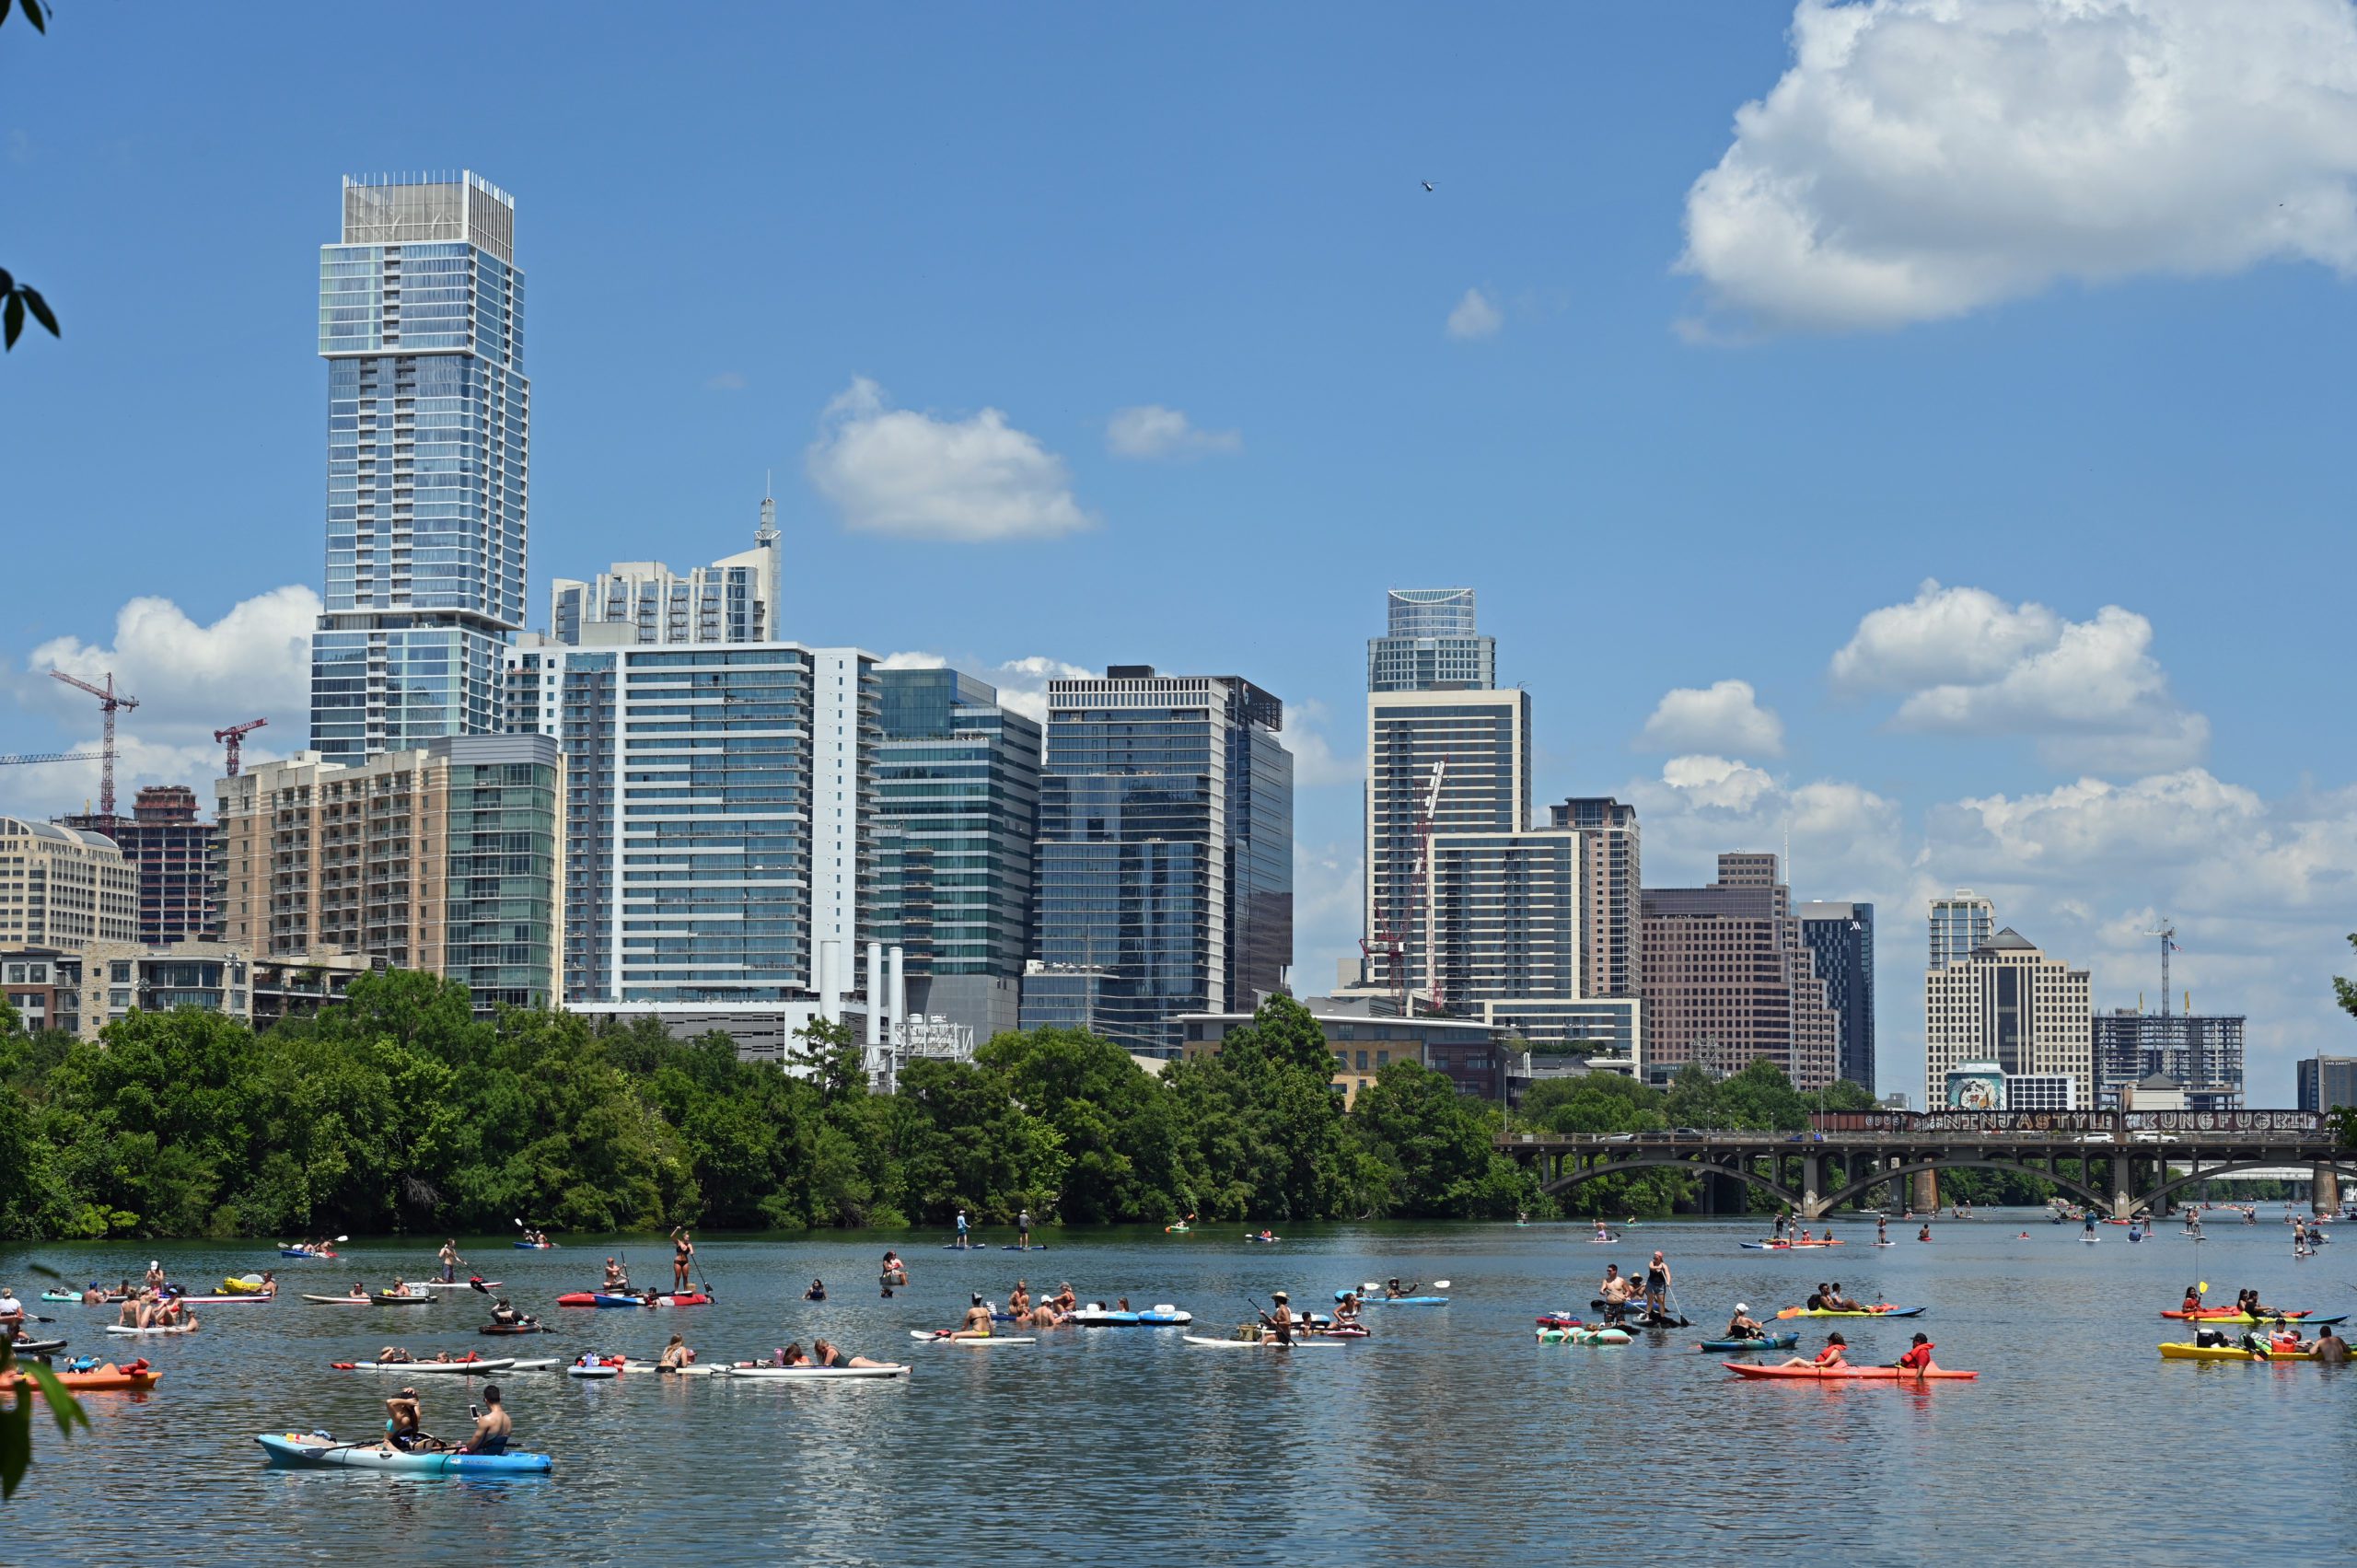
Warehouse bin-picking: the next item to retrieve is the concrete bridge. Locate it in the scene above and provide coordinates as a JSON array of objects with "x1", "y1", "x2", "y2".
[{"x1": 1498, "y1": 1109, "x2": 2357, "y2": 1220}]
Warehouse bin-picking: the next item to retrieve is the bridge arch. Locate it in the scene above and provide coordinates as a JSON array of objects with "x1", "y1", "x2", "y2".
[
  {"x1": 1817, "y1": 1158, "x2": 2107, "y2": 1216},
  {"x1": 2143, "y1": 1159, "x2": 2357, "y2": 1213},
  {"x1": 1539, "y1": 1154, "x2": 1802, "y2": 1212}
]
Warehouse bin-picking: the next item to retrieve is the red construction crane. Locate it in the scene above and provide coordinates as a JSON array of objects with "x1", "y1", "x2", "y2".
[
  {"x1": 48, "y1": 668, "x2": 139, "y2": 818},
  {"x1": 1358, "y1": 759, "x2": 1448, "y2": 1016},
  {"x1": 215, "y1": 717, "x2": 267, "y2": 777},
  {"x1": 1411, "y1": 759, "x2": 1447, "y2": 1012}
]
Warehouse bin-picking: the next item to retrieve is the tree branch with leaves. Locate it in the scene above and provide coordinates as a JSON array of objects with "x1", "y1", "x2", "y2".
[{"x1": 4, "y1": 0, "x2": 63, "y2": 354}]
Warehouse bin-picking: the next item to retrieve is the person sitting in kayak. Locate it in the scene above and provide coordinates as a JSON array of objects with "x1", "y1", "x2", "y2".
[
  {"x1": 1893, "y1": 1333, "x2": 1934, "y2": 1373},
  {"x1": 386, "y1": 1278, "x2": 419, "y2": 1299},
  {"x1": 1824, "y1": 1283, "x2": 1864, "y2": 1313},
  {"x1": 490, "y1": 1297, "x2": 521, "y2": 1326},
  {"x1": 958, "y1": 1295, "x2": 994, "y2": 1336},
  {"x1": 1598, "y1": 1265, "x2": 1633, "y2": 1326},
  {"x1": 1724, "y1": 1304, "x2": 1765, "y2": 1341},
  {"x1": 657, "y1": 1334, "x2": 693, "y2": 1369},
  {"x1": 602, "y1": 1257, "x2": 629, "y2": 1290},
  {"x1": 812, "y1": 1338, "x2": 889, "y2": 1369},
  {"x1": 386, "y1": 1387, "x2": 425, "y2": 1451},
  {"x1": 455, "y1": 1384, "x2": 511, "y2": 1456},
  {"x1": 1917, "y1": 1225, "x2": 1932, "y2": 1242},
  {"x1": 1775, "y1": 1332, "x2": 1847, "y2": 1370},
  {"x1": 1260, "y1": 1291, "x2": 1297, "y2": 1346},
  {"x1": 805, "y1": 1279, "x2": 827, "y2": 1302},
  {"x1": 2181, "y1": 1285, "x2": 2203, "y2": 1313}
]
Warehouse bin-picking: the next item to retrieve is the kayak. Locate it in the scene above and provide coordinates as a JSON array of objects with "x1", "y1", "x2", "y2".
[
  {"x1": 1334, "y1": 1294, "x2": 1448, "y2": 1306},
  {"x1": 221, "y1": 1276, "x2": 271, "y2": 1294},
  {"x1": 566, "y1": 1363, "x2": 619, "y2": 1379},
  {"x1": 2158, "y1": 1330, "x2": 2319, "y2": 1358},
  {"x1": 1309, "y1": 1324, "x2": 1371, "y2": 1339},
  {"x1": 908, "y1": 1331, "x2": 1036, "y2": 1345},
  {"x1": 514, "y1": 1241, "x2": 554, "y2": 1250},
  {"x1": 279, "y1": 1249, "x2": 337, "y2": 1260},
  {"x1": 2163, "y1": 1307, "x2": 2337, "y2": 1321},
  {"x1": 1725, "y1": 1363, "x2": 1977, "y2": 1380},
  {"x1": 477, "y1": 1323, "x2": 552, "y2": 1335},
  {"x1": 104, "y1": 1323, "x2": 198, "y2": 1336},
  {"x1": 1180, "y1": 1334, "x2": 1342, "y2": 1349},
  {"x1": 1776, "y1": 1307, "x2": 1924, "y2": 1319},
  {"x1": 301, "y1": 1295, "x2": 377, "y2": 1306},
  {"x1": 333, "y1": 1358, "x2": 515, "y2": 1374},
  {"x1": 1241, "y1": 1236, "x2": 1283, "y2": 1244},
  {"x1": 1, "y1": 1362, "x2": 159, "y2": 1394},
  {"x1": 2156, "y1": 1312, "x2": 2346, "y2": 1327},
  {"x1": 168, "y1": 1293, "x2": 273, "y2": 1306},
  {"x1": 586, "y1": 1293, "x2": 713, "y2": 1308},
  {"x1": 257, "y1": 1432, "x2": 552, "y2": 1474},
  {"x1": 1696, "y1": 1333, "x2": 1799, "y2": 1353},
  {"x1": 726, "y1": 1364, "x2": 912, "y2": 1379},
  {"x1": 1538, "y1": 1326, "x2": 1631, "y2": 1344},
  {"x1": 1742, "y1": 1239, "x2": 1846, "y2": 1249}
]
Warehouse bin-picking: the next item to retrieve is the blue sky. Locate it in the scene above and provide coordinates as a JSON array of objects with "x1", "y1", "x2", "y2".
[{"x1": 6, "y1": 1, "x2": 2357, "y2": 1099}]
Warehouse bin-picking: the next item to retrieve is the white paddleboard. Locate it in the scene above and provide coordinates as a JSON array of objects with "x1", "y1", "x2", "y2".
[
  {"x1": 1181, "y1": 1334, "x2": 1343, "y2": 1349},
  {"x1": 726, "y1": 1364, "x2": 911, "y2": 1379},
  {"x1": 343, "y1": 1358, "x2": 514, "y2": 1374},
  {"x1": 908, "y1": 1331, "x2": 1036, "y2": 1344}
]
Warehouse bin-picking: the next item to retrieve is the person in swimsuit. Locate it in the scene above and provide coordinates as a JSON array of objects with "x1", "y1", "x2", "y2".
[
  {"x1": 456, "y1": 1384, "x2": 511, "y2": 1455},
  {"x1": 1017, "y1": 1208, "x2": 1033, "y2": 1248},
  {"x1": 958, "y1": 1295, "x2": 994, "y2": 1336},
  {"x1": 1643, "y1": 1251, "x2": 1670, "y2": 1318},
  {"x1": 602, "y1": 1257, "x2": 629, "y2": 1290},
  {"x1": 1051, "y1": 1283, "x2": 1078, "y2": 1316},
  {"x1": 804, "y1": 1279, "x2": 827, "y2": 1301},
  {"x1": 1778, "y1": 1332, "x2": 1847, "y2": 1370},
  {"x1": 669, "y1": 1228, "x2": 694, "y2": 1292},
  {"x1": 1598, "y1": 1265, "x2": 1632, "y2": 1326},
  {"x1": 1006, "y1": 1281, "x2": 1032, "y2": 1324},
  {"x1": 1825, "y1": 1283, "x2": 1862, "y2": 1313},
  {"x1": 386, "y1": 1387, "x2": 425, "y2": 1450},
  {"x1": 1724, "y1": 1303, "x2": 1764, "y2": 1341},
  {"x1": 438, "y1": 1241, "x2": 461, "y2": 1283},
  {"x1": 656, "y1": 1333, "x2": 692, "y2": 1369},
  {"x1": 1917, "y1": 1225, "x2": 1932, "y2": 1242},
  {"x1": 1333, "y1": 1292, "x2": 1364, "y2": 1328},
  {"x1": 1261, "y1": 1291, "x2": 1296, "y2": 1346},
  {"x1": 813, "y1": 1338, "x2": 889, "y2": 1369},
  {"x1": 879, "y1": 1249, "x2": 906, "y2": 1298}
]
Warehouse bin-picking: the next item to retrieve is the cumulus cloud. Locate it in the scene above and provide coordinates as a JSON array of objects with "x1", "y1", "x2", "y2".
[
  {"x1": 867, "y1": 649, "x2": 1091, "y2": 725},
  {"x1": 1831, "y1": 580, "x2": 2208, "y2": 772},
  {"x1": 1678, "y1": 0, "x2": 2357, "y2": 332},
  {"x1": 705, "y1": 371, "x2": 749, "y2": 392},
  {"x1": 21, "y1": 586, "x2": 319, "y2": 745},
  {"x1": 1637, "y1": 679, "x2": 1786, "y2": 757},
  {"x1": 1294, "y1": 839, "x2": 1366, "y2": 993},
  {"x1": 1446, "y1": 287, "x2": 1504, "y2": 340},
  {"x1": 806, "y1": 377, "x2": 1092, "y2": 542},
  {"x1": 1285, "y1": 699, "x2": 1364, "y2": 789},
  {"x1": 1105, "y1": 405, "x2": 1241, "y2": 460}
]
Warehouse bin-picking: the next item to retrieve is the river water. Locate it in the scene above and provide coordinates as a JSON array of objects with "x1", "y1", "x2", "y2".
[{"x1": 5, "y1": 1211, "x2": 2352, "y2": 1564}]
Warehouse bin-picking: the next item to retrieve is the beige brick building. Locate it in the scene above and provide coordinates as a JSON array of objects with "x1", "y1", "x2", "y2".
[
  {"x1": 1639, "y1": 852, "x2": 1840, "y2": 1091},
  {"x1": 1923, "y1": 927, "x2": 2094, "y2": 1109},
  {"x1": 0, "y1": 817, "x2": 138, "y2": 948}
]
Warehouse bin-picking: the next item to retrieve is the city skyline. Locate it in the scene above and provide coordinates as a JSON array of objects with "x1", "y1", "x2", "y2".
[{"x1": 8, "y1": 6, "x2": 2357, "y2": 1098}]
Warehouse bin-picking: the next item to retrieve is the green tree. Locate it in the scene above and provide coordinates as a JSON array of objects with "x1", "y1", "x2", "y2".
[{"x1": 1350, "y1": 1061, "x2": 1536, "y2": 1218}]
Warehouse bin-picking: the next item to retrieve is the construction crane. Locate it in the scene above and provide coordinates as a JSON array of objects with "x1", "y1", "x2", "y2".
[
  {"x1": 2144, "y1": 918, "x2": 2177, "y2": 1016},
  {"x1": 1413, "y1": 759, "x2": 1447, "y2": 1012},
  {"x1": 215, "y1": 717, "x2": 267, "y2": 777},
  {"x1": 0, "y1": 749, "x2": 104, "y2": 768},
  {"x1": 1360, "y1": 760, "x2": 1447, "y2": 1016},
  {"x1": 48, "y1": 669, "x2": 139, "y2": 819}
]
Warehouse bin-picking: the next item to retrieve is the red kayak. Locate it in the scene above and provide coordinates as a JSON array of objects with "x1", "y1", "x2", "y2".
[
  {"x1": 1, "y1": 1359, "x2": 160, "y2": 1394},
  {"x1": 1725, "y1": 1363, "x2": 1977, "y2": 1381},
  {"x1": 556, "y1": 1291, "x2": 712, "y2": 1307},
  {"x1": 2162, "y1": 1307, "x2": 2321, "y2": 1320}
]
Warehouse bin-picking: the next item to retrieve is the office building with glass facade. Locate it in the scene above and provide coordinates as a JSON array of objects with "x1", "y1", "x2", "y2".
[
  {"x1": 875, "y1": 667, "x2": 1039, "y2": 1042},
  {"x1": 1024, "y1": 667, "x2": 1291, "y2": 1056},
  {"x1": 1799, "y1": 900, "x2": 1876, "y2": 1092},
  {"x1": 1929, "y1": 889, "x2": 1995, "y2": 971},
  {"x1": 312, "y1": 173, "x2": 528, "y2": 762},
  {"x1": 2298, "y1": 1055, "x2": 2357, "y2": 1112},
  {"x1": 505, "y1": 640, "x2": 877, "y2": 1018},
  {"x1": 1367, "y1": 587, "x2": 1495, "y2": 693},
  {"x1": 1922, "y1": 927, "x2": 2093, "y2": 1110},
  {"x1": 549, "y1": 496, "x2": 783, "y2": 647}
]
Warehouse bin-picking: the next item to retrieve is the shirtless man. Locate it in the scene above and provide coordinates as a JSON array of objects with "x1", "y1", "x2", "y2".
[
  {"x1": 455, "y1": 1384, "x2": 512, "y2": 1456},
  {"x1": 1006, "y1": 1281, "x2": 1032, "y2": 1323},
  {"x1": 602, "y1": 1257, "x2": 629, "y2": 1290},
  {"x1": 1261, "y1": 1291, "x2": 1297, "y2": 1346},
  {"x1": 385, "y1": 1387, "x2": 425, "y2": 1451},
  {"x1": 438, "y1": 1240, "x2": 462, "y2": 1283},
  {"x1": 1598, "y1": 1264, "x2": 1633, "y2": 1326},
  {"x1": 490, "y1": 1296, "x2": 522, "y2": 1326}
]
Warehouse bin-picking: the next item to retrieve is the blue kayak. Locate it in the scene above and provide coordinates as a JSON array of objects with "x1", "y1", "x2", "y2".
[
  {"x1": 513, "y1": 1241, "x2": 552, "y2": 1250},
  {"x1": 256, "y1": 1432, "x2": 552, "y2": 1474},
  {"x1": 1335, "y1": 1293, "x2": 1447, "y2": 1306},
  {"x1": 1698, "y1": 1332, "x2": 1798, "y2": 1353}
]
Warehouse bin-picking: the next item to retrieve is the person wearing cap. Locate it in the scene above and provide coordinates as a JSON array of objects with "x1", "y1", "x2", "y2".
[
  {"x1": 954, "y1": 1209, "x2": 970, "y2": 1249},
  {"x1": 1724, "y1": 1303, "x2": 1764, "y2": 1342},
  {"x1": 1892, "y1": 1331, "x2": 1934, "y2": 1374},
  {"x1": 0, "y1": 1285, "x2": 20, "y2": 1322},
  {"x1": 958, "y1": 1294, "x2": 994, "y2": 1336},
  {"x1": 385, "y1": 1386, "x2": 425, "y2": 1450},
  {"x1": 1258, "y1": 1291, "x2": 1298, "y2": 1346},
  {"x1": 145, "y1": 1260, "x2": 167, "y2": 1293}
]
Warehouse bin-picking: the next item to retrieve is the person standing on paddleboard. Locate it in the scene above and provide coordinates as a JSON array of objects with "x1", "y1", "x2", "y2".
[
  {"x1": 955, "y1": 1209, "x2": 970, "y2": 1249},
  {"x1": 669, "y1": 1227, "x2": 695, "y2": 1292},
  {"x1": 1643, "y1": 1251, "x2": 1671, "y2": 1318},
  {"x1": 1017, "y1": 1207, "x2": 1032, "y2": 1249},
  {"x1": 438, "y1": 1240, "x2": 460, "y2": 1283}
]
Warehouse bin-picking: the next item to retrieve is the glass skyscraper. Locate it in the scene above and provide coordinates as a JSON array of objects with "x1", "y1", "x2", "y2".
[
  {"x1": 312, "y1": 173, "x2": 528, "y2": 761},
  {"x1": 1799, "y1": 900, "x2": 1876, "y2": 1092},
  {"x1": 1368, "y1": 587, "x2": 1495, "y2": 692},
  {"x1": 875, "y1": 668, "x2": 1041, "y2": 1041},
  {"x1": 1024, "y1": 667, "x2": 1292, "y2": 1056}
]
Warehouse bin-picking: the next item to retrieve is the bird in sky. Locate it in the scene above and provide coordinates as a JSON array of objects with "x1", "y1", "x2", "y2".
[{"x1": 1422, "y1": 180, "x2": 1435, "y2": 192}]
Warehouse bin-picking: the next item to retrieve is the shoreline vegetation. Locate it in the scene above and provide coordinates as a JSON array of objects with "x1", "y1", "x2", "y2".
[{"x1": 0, "y1": 971, "x2": 2171, "y2": 1245}]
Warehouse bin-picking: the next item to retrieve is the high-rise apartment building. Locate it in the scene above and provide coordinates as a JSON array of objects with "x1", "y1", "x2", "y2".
[
  {"x1": 503, "y1": 641, "x2": 876, "y2": 1022},
  {"x1": 61, "y1": 785, "x2": 217, "y2": 944},
  {"x1": 1922, "y1": 928, "x2": 2093, "y2": 1109},
  {"x1": 0, "y1": 817, "x2": 138, "y2": 948},
  {"x1": 2298, "y1": 1055, "x2": 2357, "y2": 1113},
  {"x1": 215, "y1": 736, "x2": 561, "y2": 1012},
  {"x1": 1640, "y1": 853, "x2": 1840, "y2": 1090},
  {"x1": 1024, "y1": 667, "x2": 1292, "y2": 1055},
  {"x1": 2094, "y1": 1008, "x2": 2245, "y2": 1111},
  {"x1": 875, "y1": 667, "x2": 1041, "y2": 1042},
  {"x1": 1553, "y1": 796, "x2": 1641, "y2": 1001},
  {"x1": 1799, "y1": 900, "x2": 1875, "y2": 1092},
  {"x1": 312, "y1": 172, "x2": 528, "y2": 762},
  {"x1": 1364, "y1": 686, "x2": 1532, "y2": 998},
  {"x1": 1367, "y1": 587, "x2": 1496, "y2": 692},
  {"x1": 1929, "y1": 889, "x2": 1995, "y2": 970},
  {"x1": 549, "y1": 497, "x2": 783, "y2": 647}
]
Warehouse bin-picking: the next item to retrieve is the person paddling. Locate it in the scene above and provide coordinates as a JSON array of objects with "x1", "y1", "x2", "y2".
[
  {"x1": 668, "y1": 1228, "x2": 695, "y2": 1293},
  {"x1": 955, "y1": 1209, "x2": 970, "y2": 1249},
  {"x1": 1260, "y1": 1290, "x2": 1297, "y2": 1347},
  {"x1": 1724, "y1": 1303, "x2": 1764, "y2": 1342},
  {"x1": 1892, "y1": 1332, "x2": 1934, "y2": 1374},
  {"x1": 455, "y1": 1384, "x2": 511, "y2": 1455},
  {"x1": 438, "y1": 1240, "x2": 461, "y2": 1283},
  {"x1": 602, "y1": 1257, "x2": 629, "y2": 1290}
]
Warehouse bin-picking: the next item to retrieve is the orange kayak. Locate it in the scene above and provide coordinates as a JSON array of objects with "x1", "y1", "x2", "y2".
[
  {"x1": 1725, "y1": 1362, "x2": 1977, "y2": 1381},
  {"x1": 1, "y1": 1361, "x2": 162, "y2": 1394}
]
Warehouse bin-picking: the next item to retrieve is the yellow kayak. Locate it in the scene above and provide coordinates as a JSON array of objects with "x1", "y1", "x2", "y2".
[
  {"x1": 2158, "y1": 1342, "x2": 2320, "y2": 1362},
  {"x1": 220, "y1": 1275, "x2": 271, "y2": 1295}
]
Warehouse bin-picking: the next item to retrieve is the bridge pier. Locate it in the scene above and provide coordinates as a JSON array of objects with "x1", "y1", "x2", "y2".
[
  {"x1": 1801, "y1": 1154, "x2": 1826, "y2": 1219},
  {"x1": 1913, "y1": 1168, "x2": 1938, "y2": 1214},
  {"x1": 2110, "y1": 1154, "x2": 2132, "y2": 1221},
  {"x1": 2316, "y1": 1164, "x2": 2342, "y2": 1215}
]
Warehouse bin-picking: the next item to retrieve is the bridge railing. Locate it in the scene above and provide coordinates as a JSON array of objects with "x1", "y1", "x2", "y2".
[{"x1": 1808, "y1": 1109, "x2": 2327, "y2": 1136}]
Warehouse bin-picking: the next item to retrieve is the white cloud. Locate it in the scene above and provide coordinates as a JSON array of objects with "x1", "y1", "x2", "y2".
[
  {"x1": 1284, "y1": 699, "x2": 1364, "y2": 789},
  {"x1": 1678, "y1": 0, "x2": 2357, "y2": 332},
  {"x1": 988, "y1": 656, "x2": 1094, "y2": 724},
  {"x1": 877, "y1": 650, "x2": 948, "y2": 671},
  {"x1": 1831, "y1": 580, "x2": 2208, "y2": 772},
  {"x1": 1624, "y1": 755, "x2": 1910, "y2": 899},
  {"x1": 1637, "y1": 679, "x2": 1785, "y2": 757},
  {"x1": 1293, "y1": 839, "x2": 1366, "y2": 994},
  {"x1": 20, "y1": 586, "x2": 319, "y2": 746},
  {"x1": 1105, "y1": 405, "x2": 1241, "y2": 460},
  {"x1": 1446, "y1": 287, "x2": 1504, "y2": 340},
  {"x1": 805, "y1": 377, "x2": 1093, "y2": 542}
]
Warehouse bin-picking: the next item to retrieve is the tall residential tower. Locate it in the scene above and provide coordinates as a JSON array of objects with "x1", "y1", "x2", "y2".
[{"x1": 312, "y1": 173, "x2": 528, "y2": 761}]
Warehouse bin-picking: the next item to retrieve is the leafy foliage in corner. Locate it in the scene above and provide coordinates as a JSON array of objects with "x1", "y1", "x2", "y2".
[{"x1": 0, "y1": 1265, "x2": 87, "y2": 1503}]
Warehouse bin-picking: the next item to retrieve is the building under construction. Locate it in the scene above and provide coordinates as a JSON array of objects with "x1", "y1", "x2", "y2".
[
  {"x1": 2094, "y1": 1006, "x2": 2246, "y2": 1111},
  {"x1": 62, "y1": 784, "x2": 217, "y2": 945}
]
